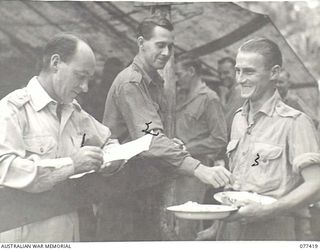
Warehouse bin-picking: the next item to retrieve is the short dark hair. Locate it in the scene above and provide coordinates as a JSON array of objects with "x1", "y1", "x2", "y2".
[
  {"x1": 137, "y1": 15, "x2": 173, "y2": 40},
  {"x1": 218, "y1": 57, "x2": 236, "y2": 67},
  {"x1": 238, "y1": 37, "x2": 282, "y2": 69},
  {"x1": 176, "y1": 54, "x2": 202, "y2": 75},
  {"x1": 41, "y1": 33, "x2": 83, "y2": 72}
]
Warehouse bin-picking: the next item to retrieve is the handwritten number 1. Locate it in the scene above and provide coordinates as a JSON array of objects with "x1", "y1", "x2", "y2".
[{"x1": 142, "y1": 121, "x2": 159, "y2": 136}]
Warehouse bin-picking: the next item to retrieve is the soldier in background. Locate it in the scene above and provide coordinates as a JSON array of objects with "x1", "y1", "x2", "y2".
[
  {"x1": 174, "y1": 55, "x2": 228, "y2": 239},
  {"x1": 217, "y1": 57, "x2": 244, "y2": 134},
  {"x1": 276, "y1": 69, "x2": 318, "y2": 128}
]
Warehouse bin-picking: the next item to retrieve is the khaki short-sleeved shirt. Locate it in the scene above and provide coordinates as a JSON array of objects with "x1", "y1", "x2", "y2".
[{"x1": 228, "y1": 91, "x2": 320, "y2": 198}]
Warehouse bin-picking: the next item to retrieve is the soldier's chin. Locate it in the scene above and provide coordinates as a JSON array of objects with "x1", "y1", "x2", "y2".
[{"x1": 240, "y1": 86, "x2": 255, "y2": 99}]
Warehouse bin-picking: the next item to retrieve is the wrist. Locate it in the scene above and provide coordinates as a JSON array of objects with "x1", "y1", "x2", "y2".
[
  {"x1": 194, "y1": 164, "x2": 205, "y2": 177},
  {"x1": 179, "y1": 157, "x2": 201, "y2": 176}
]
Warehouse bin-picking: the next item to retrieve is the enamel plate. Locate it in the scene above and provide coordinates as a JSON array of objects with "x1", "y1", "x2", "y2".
[
  {"x1": 167, "y1": 201, "x2": 237, "y2": 220},
  {"x1": 214, "y1": 191, "x2": 277, "y2": 207}
]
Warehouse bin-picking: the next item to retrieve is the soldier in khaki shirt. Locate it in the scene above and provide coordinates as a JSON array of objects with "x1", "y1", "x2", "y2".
[
  {"x1": 174, "y1": 56, "x2": 228, "y2": 240},
  {"x1": 0, "y1": 34, "x2": 118, "y2": 242},
  {"x1": 217, "y1": 38, "x2": 320, "y2": 240},
  {"x1": 101, "y1": 15, "x2": 232, "y2": 240}
]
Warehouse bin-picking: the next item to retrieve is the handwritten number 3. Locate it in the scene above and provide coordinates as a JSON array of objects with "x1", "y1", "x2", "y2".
[{"x1": 251, "y1": 153, "x2": 260, "y2": 167}]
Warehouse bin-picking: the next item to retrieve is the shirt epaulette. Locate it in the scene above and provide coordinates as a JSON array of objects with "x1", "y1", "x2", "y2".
[
  {"x1": 7, "y1": 88, "x2": 30, "y2": 109},
  {"x1": 128, "y1": 67, "x2": 143, "y2": 84},
  {"x1": 275, "y1": 101, "x2": 301, "y2": 118},
  {"x1": 206, "y1": 88, "x2": 220, "y2": 101}
]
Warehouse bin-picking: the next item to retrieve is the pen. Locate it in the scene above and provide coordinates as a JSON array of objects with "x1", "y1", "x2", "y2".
[{"x1": 80, "y1": 133, "x2": 86, "y2": 147}]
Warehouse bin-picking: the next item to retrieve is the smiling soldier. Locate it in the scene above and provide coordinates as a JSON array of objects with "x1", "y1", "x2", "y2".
[
  {"x1": 101, "y1": 15, "x2": 232, "y2": 240},
  {"x1": 216, "y1": 38, "x2": 320, "y2": 240}
]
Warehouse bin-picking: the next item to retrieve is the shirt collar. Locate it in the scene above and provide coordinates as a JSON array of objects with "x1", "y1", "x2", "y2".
[
  {"x1": 26, "y1": 76, "x2": 82, "y2": 112},
  {"x1": 132, "y1": 55, "x2": 164, "y2": 87},
  {"x1": 185, "y1": 80, "x2": 207, "y2": 100},
  {"x1": 27, "y1": 76, "x2": 56, "y2": 112},
  {"x1": 242, "y1": 90, "x2": 281, "y2": 117}
]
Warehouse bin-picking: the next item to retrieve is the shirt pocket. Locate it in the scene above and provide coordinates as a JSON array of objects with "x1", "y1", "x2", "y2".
[
  {"x1": 249, "y1": 142, "x2": 283, "y2": 192},
  {"x1": 253, "y1": 142, "x2": 283, "y2": 166},
  {"x1": 23, "y1": 135, "x2": 56, "y2": 156},
  {"x1": 70, "y1": 134, "x2": 85, "y2": 148},
  {"x1": 184, "y1": 109, "x2": 206, "y2": 132}
]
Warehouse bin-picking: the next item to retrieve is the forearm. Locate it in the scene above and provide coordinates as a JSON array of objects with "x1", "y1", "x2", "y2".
[
  {"x1": 186, "y1": 137, "x2": 226, "y2": 159},
  {"x1": 264, "y1": 165, "x2": 320, "y2": 217},
  {"x1": 141, "y1": 133, "x2": 200, "y2": 175},
  {"x1": 1, "y1": 155, "x2": 74, "y2": 193},
  {"x1": 267, "y1": 183, "x2": 319, "y2": 217}
]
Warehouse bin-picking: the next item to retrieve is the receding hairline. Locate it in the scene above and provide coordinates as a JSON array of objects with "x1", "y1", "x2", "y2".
[{"x1": 40, "y1": 34, "x2": 96, "y2": 74}]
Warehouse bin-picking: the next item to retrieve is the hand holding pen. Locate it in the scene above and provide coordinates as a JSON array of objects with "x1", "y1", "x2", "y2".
[{"x1": 70, "y1": 133, "x2": 104, "y2": 175}]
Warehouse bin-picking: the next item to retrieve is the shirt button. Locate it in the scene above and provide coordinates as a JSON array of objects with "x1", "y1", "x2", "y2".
[{"x1": 40, "y1": 147, "x2": 44, "y2": 153}]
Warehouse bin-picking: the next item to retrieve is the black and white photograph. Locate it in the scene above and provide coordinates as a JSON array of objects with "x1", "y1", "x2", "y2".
[{"x1": 0, "y1": 0, "x2": 319, "y2": 248}]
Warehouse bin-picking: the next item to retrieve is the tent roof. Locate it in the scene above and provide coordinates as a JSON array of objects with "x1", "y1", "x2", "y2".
[{"x1": 0, "y1": 1, "x2": 316, "y2": 88}]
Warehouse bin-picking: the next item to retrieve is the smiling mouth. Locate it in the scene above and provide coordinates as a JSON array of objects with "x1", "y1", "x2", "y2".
[{"x1": 157, "y1": 58, "x2": 167, "y2": 63}]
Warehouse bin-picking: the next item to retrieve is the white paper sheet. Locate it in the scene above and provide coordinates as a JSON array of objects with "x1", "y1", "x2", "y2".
[
  {"x1": 69, "y1": 134, "x2": 153, "y2": 179},
  {"x1": 103, "y1": 134, "x2": 153, "y2": 162}
]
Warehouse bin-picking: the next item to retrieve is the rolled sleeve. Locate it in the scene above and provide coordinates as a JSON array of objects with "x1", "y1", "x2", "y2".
[
  {"x1": 289, "y1": 113, "x2": 320, "y2": 173},
  {"x1": 179, "y1": 156, "x2": 201, "y2": 175},
  {"x1": 4, "y1": 156, "x2": 74, "y2": 193},
  {"x1": 23, "y1": 157, "x2": 74, "y2": 193},
  {"x1": 0, "y1": 103, "x2": 75, "y2": 193}
]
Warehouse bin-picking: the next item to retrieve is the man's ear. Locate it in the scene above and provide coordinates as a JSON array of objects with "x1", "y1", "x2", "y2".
[
  {"x1": 137, "y1": 36, "x2": 144, "y2": 50},
  {"x1": 270, "y1": 65, "x2": 281, "y2": 81},
  {"x1": 50, "y1": 54, "x2": 61, "y2": 72}
]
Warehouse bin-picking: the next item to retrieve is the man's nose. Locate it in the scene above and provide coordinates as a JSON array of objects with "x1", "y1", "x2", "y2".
[
  {"x1": 237, "y1": 72, "x2": 246, "y2": 84},
  {"x1": 161, "y1": 46, "x2": 170, "y2": 57}
]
